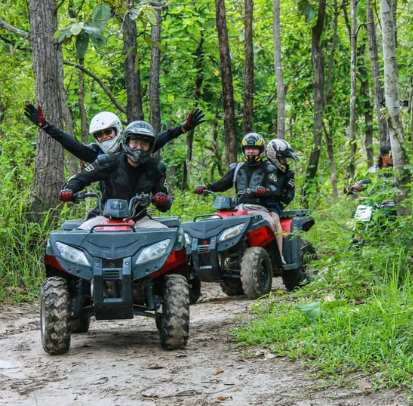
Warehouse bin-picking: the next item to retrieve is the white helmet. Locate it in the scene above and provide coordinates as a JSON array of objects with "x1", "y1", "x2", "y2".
[
  {"x1": 89, "y1": 112, "x2": 123, "y2": 154},
  {"x1": 266, "y1": 139, "x2": 299, "y2": 172}
]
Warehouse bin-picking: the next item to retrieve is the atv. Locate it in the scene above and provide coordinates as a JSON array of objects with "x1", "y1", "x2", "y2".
[
  {"x1": 41, "y1": 193, "x2": 190, "y2": 355},
  {"x1": 182, "y1": 190, "x2": 316, "y2": 299}
]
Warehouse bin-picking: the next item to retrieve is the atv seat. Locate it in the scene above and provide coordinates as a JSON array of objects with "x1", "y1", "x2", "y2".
[
  {"x1": 152, "y1": 216, "x2": 181, "y2": 228},
  {"x1": 281, "y1": 209, "x2": 310, "y2": 218},
  {"x1": 61, "y1": 220, "x2": 85, "y2": 230}
]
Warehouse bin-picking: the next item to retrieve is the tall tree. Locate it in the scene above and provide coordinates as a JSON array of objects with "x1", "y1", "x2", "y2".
[
  {"x1": 215, "y1": 0, "x2": 237, "y2": 168},
  {"x1": 348, "y1": 0, "x2": 358, "y2": 181},
  {"x1": 273, "y1": 0, "x2": 285, "y2": 139},
  {"x1": 243, "y1": 0, "x2": 254, "y2": 135},
  {"x1": 380, "y1": 0, "x2": 410, "y2": 215},
  {"x1": 150, "y1": 8, "x2": 162, "y2": 135},
  {"x1": 366, "y1": 0, "x2": 388, "y2": 146},
  {"x1": 302, "y1": 0, "x2": 327, "y2": 206},
  {"x1": 29, "y1": 0, "x2": 65, "y2": 215}
]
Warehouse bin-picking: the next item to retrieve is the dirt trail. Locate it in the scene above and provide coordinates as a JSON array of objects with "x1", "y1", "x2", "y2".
[{"x1": 0, "y1": 282, "x2": 409, "y2": 406}]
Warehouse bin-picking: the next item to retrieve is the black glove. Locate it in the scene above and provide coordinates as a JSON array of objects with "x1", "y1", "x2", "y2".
[
  {"x1": 182, "y1": 109, "x2": 205, "y2": 132},
  {"x1": 24, "y1": 103, "x2": 49, "y2": 129},
  {"x1": 152, "y1": 192, "x2": 171, "y2": 208}
]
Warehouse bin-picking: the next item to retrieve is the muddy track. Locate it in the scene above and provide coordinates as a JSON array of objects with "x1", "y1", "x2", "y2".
[{"x1": 0, "y1": 282, "x2": 408, "y2": 405}]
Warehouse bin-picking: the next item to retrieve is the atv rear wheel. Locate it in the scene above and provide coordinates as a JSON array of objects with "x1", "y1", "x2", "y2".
[
  {"x1": 282, "y1": 240, "x2": 316, "y2": 291},
  {"x1": 40, "y1": 277, "x2": 71, "y2": 355},
  {"x1": 157, "y1": 274, "x2": 190, "y2": 350},
  {"x1": 220, "y1": 279, "x2": 244, "y2": 296},
  {"x1": 189, "y1": 275, "x2": 201, "y2": 304},
  {"x1": 240, "y1": 247, "x2": 273, "y2": 299}
]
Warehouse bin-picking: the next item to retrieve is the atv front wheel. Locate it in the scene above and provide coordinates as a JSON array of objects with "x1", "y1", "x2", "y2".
[
  {"x1": 220, "y1": 278, "x2": 244, "y2": 296},
  {"x1": 158, "y1": 274, "x2": 190, "y2": 350},
  {"x1": 240, "y1": 247, "x2": 273, "y2": 299},
  {"x1": 40, "y1": 277, "x2": 71, "y2": 355},
  {"x1": 282, "y1": 240, "x2": 316, "y2": 291}
]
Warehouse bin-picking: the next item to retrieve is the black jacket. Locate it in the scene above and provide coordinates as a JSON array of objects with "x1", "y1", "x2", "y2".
[
  {"x1": 208, "y1": 161, "x2": 295, "y2": 210},
  {"x1": 44, "y1": 123, "x2": 184, "y2": 163},
  {"x1": 65, "y1": 153, "x2": 171, "y2": 219}
]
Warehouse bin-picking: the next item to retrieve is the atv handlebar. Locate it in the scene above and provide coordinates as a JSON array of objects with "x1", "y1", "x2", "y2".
[{"x1": 73, "y1": 192, "x2": 102, "y2": 213}]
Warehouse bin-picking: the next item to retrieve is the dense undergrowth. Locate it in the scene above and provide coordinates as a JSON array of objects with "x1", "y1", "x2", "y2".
[{"x1": 234, "y1": 195, "x2": 413, "y2": 391}]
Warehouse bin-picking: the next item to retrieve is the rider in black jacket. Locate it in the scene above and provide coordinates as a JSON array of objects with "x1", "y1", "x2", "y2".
[
  {"x1": 24, "y1": 103, "x2": 204, "y2": 162},
  {"x1": 59, "y1": 120, "x2": 172, "y2": 230},
  {"x1": 195, "y1": 134, "x2": 298, "y2": 263}
]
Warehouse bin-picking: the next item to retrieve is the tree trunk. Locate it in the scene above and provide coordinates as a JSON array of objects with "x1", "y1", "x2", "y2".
[
  {"x1": 348, "y1": 0, "x2": 358, "y2": 181},
  {"x1": 380, "y1": 0, "x2": 411, "y2": 215},
  {"x1": 150, "y1": 9, "x2": 162, "y2": 160},
  {"x1": 302, "y1": 0, "x2": 326, "y2": 207},
  {"x1": 366, "y1": 0, "x2": 388, "y2": 146},
  {"x1": 273, "y1": 0, "x2": 285, "y2": 139},
  {"x1": 324, "y1": 0, "x2": 339, "y2": 197},
  {"x1": 29, "y1": 0, "x2": 65, "y2": 215},
  {"x1": 183, "y1": 35, "x2": 204, "y2": 190},
  {"x1": 124, "y1": 0, "x2": 144, "y2": 122},
  {"x1": 359, "y1": 41, "x2": 374, "y2": 167},
  {"x1": 215, "y1": 0, "x2": 237, "y2": 168},
  {"x1": 243, "y1": 0, "x2": 254, "y2": 135}
]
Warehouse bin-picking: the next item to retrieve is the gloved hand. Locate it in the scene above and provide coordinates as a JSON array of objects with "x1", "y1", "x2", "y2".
[
  {"x1": 24, "y1": 103, "x2": 50, "y2": 129},
  {"x1": 254, "y1": 186, "x2": 267, "y2": 197},
  {"x1": 182, "y1": 109, "x2": 205, "y2": 132},
  {"x1": 194, "y1": 185, "x2": 208, "y2": 195},
  {"x1": 152, "y1": 192, "x2": 170, "y2": 208},
  {"x1": 59, "y1": 188, "x2": 74, "y2": 202}
]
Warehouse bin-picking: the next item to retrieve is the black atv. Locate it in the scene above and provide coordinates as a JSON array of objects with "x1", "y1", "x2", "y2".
[
  {"x1": 42, "y1": 193, "x2": 190, "y2": 354},
  {"x1": 182, "y1": 190, "x2": 316, "y2": 299}
]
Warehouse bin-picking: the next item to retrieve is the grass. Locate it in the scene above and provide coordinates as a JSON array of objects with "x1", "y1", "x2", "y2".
[{"x1": 233, "y1": 198, "x2": 413, "y2": 391}]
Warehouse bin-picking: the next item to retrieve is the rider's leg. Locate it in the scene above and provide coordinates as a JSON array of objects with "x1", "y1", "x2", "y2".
[
  {"x1": 135, "y1": 216, "x2": 168, "y2": 228},
  {"x1": 78, "y1": 216, "x2": 106, "y2": 230},
  {"x1": 270, "y1": 211, "x2": 284, "y2": 259}
]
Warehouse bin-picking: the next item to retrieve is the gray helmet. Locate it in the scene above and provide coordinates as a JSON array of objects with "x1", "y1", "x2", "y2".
[{"x1": 123, "y1": 121, "x2": 156, "y2": 164}]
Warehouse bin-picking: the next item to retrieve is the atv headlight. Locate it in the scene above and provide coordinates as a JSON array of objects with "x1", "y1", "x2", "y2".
[
  {"x1": 184, "y1": 233, "x2": 192, "y2": 246},
  {"x1": 56, "y1": 242, "x2": 90, "y2": 266},
  {"x1": 136, "y1": 239, "x2": 171, "y2": 265},
  {"x1": 218, "y1": 224, "x2": 245, "y2": 242}
]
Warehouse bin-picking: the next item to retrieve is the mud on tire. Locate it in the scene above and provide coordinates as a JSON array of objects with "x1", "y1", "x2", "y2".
[
  {"x1": 282, "y1": 240, "x2": 316, "y2": 291},
  {"x1": 158, "y1": 274, "x2": 190, "y2": 350},
  {"x1": 220, "y1": 279, "x2": 244, "y2": 296},
  {"x1": 41, "y1": 277, "x2": 71, "y2": 355},
  {"x1": 240, "y1": 247, "x2": 273, "y2": 299}
]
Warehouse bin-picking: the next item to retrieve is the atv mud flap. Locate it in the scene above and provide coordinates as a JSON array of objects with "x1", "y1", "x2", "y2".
[
  {"x1": 93, "y1": 258, "x2": 133, "y2": 320},
  {"x1": 282, "y1": 235, "x2": 300, "y2": 269}
]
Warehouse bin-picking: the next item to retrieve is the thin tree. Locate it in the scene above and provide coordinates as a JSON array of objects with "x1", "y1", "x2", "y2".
[
  {"x1": 243, "y1": 0, "x2": 254, "y2": 135},
  {"x1": 348, "y1": 0, "x2": 358, "y2": 181},
  {"x1": 302, "y1": 0, "x2": 327, "y2": 207},
  {"x1": 366, "y1": 0, "x2": 388, "y2": 146},
  {"x1": 380, "y1": 0, "x2": 411, "y2": 215},
  {"x1": 273, "y1": 0, "x2": 285, "y2": 139},
  {"x1": 215, "y1": 0, "x2": 237, "y2": 168}
]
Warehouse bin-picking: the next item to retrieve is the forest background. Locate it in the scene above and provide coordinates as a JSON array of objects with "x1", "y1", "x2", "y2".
[{"x1": 1, "y1": 0, "x2": 413, "y2": 394}]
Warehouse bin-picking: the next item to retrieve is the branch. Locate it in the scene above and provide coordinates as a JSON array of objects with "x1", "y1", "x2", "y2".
[
  {"x1": 0, "y1": 17, "x2": 29, "y2": 39},
  {"x1": 63, "y1": 61, "x2": 126, "y2": 114}
]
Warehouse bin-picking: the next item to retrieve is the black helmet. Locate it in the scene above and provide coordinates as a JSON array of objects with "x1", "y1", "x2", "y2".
[
  {"x1": 241, "y1": 133, "x2": 265, "y2": 166},
  {"x1": 123, "y1": 121, "x2": 156, "y2": 164}
]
